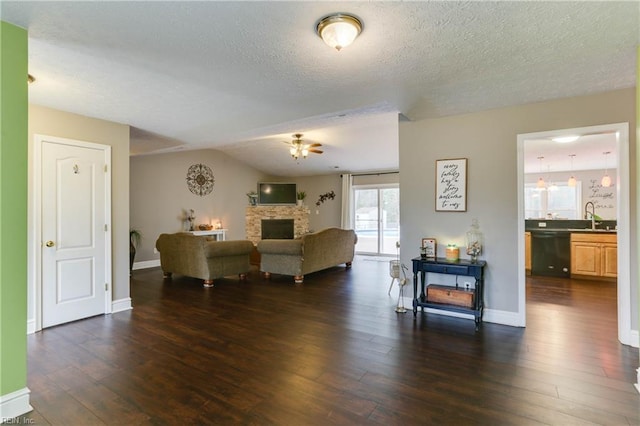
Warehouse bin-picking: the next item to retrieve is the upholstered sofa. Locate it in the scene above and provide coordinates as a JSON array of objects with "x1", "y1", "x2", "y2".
[
  {"x1": 257, "y1": 227, "x2": 357, "y2": 283},
  {"x1": 156, "y1": 233, "x2": 254, "y2": 287}
]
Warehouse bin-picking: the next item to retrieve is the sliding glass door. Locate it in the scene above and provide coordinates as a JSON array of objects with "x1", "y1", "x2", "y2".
[{"x1": 353, "y1": 185, "x2": 399, "y2": 255}]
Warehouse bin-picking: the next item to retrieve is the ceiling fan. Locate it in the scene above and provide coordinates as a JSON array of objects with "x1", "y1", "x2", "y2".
[{"x1": 285, "y1": 133, "x2": 323, "y2": 159}]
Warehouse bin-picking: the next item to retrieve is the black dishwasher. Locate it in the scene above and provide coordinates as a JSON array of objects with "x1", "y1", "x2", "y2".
[{"x1": 531, "y1": 231, "x2": 570, "y2": 277}]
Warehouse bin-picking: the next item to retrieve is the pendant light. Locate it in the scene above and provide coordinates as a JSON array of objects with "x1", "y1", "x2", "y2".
[
  {"x1": 547, "y1": 166, "x2": 558, "y2": 192},
  {"x1": 536, "y1": 156, "x2": 546, "y2": 189},
  {"x1": 601, "y1": 151, "x2": 611, "y2": 187},
  {"x1": 567, "y1": 154, "x2": 577, "y2": 187}
]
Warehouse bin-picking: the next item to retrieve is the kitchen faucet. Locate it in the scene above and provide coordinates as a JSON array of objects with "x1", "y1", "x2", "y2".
[{"x1": 584, "y1": 201, "x2": 596, "y2": 230}]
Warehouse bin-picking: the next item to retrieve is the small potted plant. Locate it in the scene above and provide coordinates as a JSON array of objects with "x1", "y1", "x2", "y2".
[
  {"x1": 130, "y1": 228, "x2": 142, "y2": 274},
  {"x1": 246, "y1": 191, "x2": 258, "y2": 206},
  {"x1": 296, "y1": 190, "x2": 306, "y2": 206}
]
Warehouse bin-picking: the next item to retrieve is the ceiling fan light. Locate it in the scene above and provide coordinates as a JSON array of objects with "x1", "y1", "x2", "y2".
[
  {"x1": 567, "y1": 175, "x2": 577, "y2": 187},
  {"x1": 316, "y1": 14, "x2": 362, "y2": 51},
  {"x1": 302, "y1": 148, "x2": 309, "y2": 158},
  {"x1": 601, "y1": 174, "x2": 611, "y2": 187}
]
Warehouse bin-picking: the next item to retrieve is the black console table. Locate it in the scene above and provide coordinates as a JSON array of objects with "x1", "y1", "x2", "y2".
[{"x1": 412, "y1": 257, "x2": 487, "y2": 329}]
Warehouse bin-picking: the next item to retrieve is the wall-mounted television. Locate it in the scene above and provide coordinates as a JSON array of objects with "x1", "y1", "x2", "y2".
[{"x1": 258, "y1": 182, "x2": 297, "y2": 205}]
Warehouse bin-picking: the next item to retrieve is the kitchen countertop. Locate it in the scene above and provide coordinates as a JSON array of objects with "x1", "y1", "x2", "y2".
[
  {"x1": 525, "y1": 219, "x2": 617, "y2": 233},
  {"x1": 526, "y1": 228, "x2": 617, "y2": 234}
]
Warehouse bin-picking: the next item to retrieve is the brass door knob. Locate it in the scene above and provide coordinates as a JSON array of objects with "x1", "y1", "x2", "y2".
[{"x1": 45, "y1": 241, "x2": 55, "y2": 247}]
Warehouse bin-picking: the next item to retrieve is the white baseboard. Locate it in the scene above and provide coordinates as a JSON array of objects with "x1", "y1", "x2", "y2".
[
  {"x1": 112, "y1": 297, "x2": 132, "y2": 313},
  {"x1": 26, "y1": 319, "x2": 36, "y2": 335},
  {"x1": 25, "y1": 300, "x2": 133, "y2": 334},
  {"x1": 0, "y1": 387, "x2": 32, "y2": 422},
  {"x1": 133, "y1": 259, "x2": 160, "y2": 270},
  {"x1": 628, "y1": 329, "x2": 639, "y2": 348},
  {"x1": 406, "y1": 298, "x2": 521, "y2": 327},
  {"x1": 635, "y1": 368, "x2": 640, "y2": 394},
  {"x1": 483, "y1": 308, "x2": 523, "y2": 327}
]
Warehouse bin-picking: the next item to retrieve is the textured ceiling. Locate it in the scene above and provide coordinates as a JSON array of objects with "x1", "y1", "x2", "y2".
[{"x1": 2, "y1": 1, "x2": 637, "y2": 176}]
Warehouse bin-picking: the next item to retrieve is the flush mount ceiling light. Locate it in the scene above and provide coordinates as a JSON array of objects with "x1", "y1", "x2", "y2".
[
  {"x1": 316, "y1": 13, "x2": 363, "y2": 51},
  {"x1": 552, "y1": 135, "x2": 580, "y2": 143}
]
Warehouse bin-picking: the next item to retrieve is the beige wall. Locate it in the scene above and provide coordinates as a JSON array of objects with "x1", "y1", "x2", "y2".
[
  {"x1": 291, "y1": 174, "x2": 343, "y2": 232},
  {"x1": 28, "y1": 104, "x2": 131, "y2": 319},
  {"x1": 130, "y1": 149, "x2": 268, "y2": 261},
  {"x1": 400, "y1": 89, "x2": 636, "y2": 323}
]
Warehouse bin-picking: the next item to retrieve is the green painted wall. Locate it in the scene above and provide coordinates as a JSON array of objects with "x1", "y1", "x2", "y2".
[{"x1": 0, "y1": 21, "x2": 28, "y2": 396}]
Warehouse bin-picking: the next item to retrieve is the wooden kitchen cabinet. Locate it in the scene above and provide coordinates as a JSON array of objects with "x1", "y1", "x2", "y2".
[
  {"x1": 570, "y1": 233, "x2": 617, "y2": 279},
  {"x1": 524, "y1": 232, "x2": 531, "y2": 275},
  {"x1": 601, "y1": 243, "x2": 618, "y2": 277}
]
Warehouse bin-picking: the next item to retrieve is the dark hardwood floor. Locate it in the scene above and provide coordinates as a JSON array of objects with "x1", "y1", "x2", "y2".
[{"x1": 21, "y1": 258, "x2": 638, "y2": 425}]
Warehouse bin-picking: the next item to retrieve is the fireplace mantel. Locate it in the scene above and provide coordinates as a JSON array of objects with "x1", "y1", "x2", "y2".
[{"x1": 245, "y1": 206, "x2": 310, "y2": 245}]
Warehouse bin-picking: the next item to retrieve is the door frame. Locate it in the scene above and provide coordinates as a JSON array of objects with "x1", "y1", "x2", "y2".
[
  {"x1": 33, "y1": 134, "x2": 112, "y2": 332},
  {"x1": 516, "y1": 122, "x2": 633, "y2": 346}
]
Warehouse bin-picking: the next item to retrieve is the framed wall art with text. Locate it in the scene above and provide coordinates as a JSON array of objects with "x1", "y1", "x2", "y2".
[{"x1": 435, "y1": 158, "x2": 467, "y2": 212}]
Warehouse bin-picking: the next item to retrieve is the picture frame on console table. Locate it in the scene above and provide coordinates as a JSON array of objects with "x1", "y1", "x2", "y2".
[
  {"x1": 421, "y1": 238, "x2": 437, "y2": 259},
  {"x1": 435, "y1": 158, "x2": 467, "y2": 212}
]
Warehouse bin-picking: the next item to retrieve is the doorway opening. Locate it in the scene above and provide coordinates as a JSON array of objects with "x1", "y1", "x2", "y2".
[{"x1": 517, "y1": 123, "x2": 632, "y2": 346}]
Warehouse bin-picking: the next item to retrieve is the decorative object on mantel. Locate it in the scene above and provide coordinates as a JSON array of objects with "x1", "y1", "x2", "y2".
[
  {"x1": 186, "y1": 164, "x2": 214, "y2": 196},
  {"x1": 296, "y1": 190, "x2": 306, "y2": 206},
  {"x1": 246, "y1": 191, "x2": 258, "y2": 206},
  {"x1": 185, "y1": 209, "x2": 195, "y2": 231},
  {"x1": 315, "y1": 190, "x2": 336, "y2": 206},
  {"x1": 466, "y1": 218, "x2": 483, "y2": 263},
  {"x1": 435, "y1": 158, "x2": 467, "y2": 212}
]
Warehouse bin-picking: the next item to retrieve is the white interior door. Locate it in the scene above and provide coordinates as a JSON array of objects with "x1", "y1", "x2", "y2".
[{"x1": 41, "y1": 138, "x2": 110, "y2": 328}]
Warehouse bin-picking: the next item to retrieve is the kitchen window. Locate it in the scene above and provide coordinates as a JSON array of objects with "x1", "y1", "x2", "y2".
[{"x1": 524, "y1": 181, "x2": 582, "y2": 219}]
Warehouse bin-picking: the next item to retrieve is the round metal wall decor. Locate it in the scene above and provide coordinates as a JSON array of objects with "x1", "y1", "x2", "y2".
[{"x1": 186, "y1": 164, "x2": 214, "y2": 196}]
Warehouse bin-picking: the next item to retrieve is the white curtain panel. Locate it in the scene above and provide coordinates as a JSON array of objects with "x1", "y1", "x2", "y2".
[{"x1": 340, "y1": 173, "x2": 353, "y2": 229}]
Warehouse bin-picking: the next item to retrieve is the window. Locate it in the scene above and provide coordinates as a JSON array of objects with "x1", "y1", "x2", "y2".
[
  {"x1": 524, "y1": 181, "x2": 582, "y2": 219},
  {"x1": 353, "y1": 185, "x2": 399, "y2": 255}
]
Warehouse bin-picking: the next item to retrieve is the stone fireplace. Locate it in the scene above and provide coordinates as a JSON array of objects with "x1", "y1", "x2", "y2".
[{"x1": 246, "y1": 206, "x2": 310, "y2": 245}]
